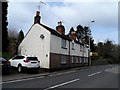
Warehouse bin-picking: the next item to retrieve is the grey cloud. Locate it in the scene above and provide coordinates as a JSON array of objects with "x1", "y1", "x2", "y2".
[{"x1": 8, "y1": 1, "x2": 118, "y2": 43}]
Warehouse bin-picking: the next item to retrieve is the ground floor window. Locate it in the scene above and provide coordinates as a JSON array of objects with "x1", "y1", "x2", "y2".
[
  {"x1": 71, "y1": 56, "x2": 74, "y2": 64},
  {"x1": 79, "y1": 57, "x2": 82, "y2": 63},
  {"x1": 85, "y1": 57, "x2": 88, "y2": 63},
  {"x1": 61, "y1": 55, "x2": 67, "y2": 64},
  {"x1": 76, "y1": 57, "x2": 79, "y2": 63}
]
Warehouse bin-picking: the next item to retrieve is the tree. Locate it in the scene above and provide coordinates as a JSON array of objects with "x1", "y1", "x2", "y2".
[
  {"x1": 2, "y1": 1, "x2": 8, "y2": 52},
  {"x1": 97, "y1": 42, "x2": 104, "y2": 58},
  {"x1": 17, "y1": 30, "x2": 24, "y2": 44},
  {"x1": 68, "y1": 27, "x2": 75, "y2": 35},
  {"x1": 76, "y1": 25, "x2": 84, "y2": 43},
  {"x1": 104, "y1": 40, "x2": 113, "y2": 58},
  {"x1": 96, "y1": 40, "x2": 119, "y2": 64},
  {"x1": 90, "y1": 38, "x2": 97, "y2": 52},
  {"x1": 83, "y1": 26, "x2": 89, "y2": 44},
  {"x1": 8, "y1": 29, "x2": 19, "y2": 56}
]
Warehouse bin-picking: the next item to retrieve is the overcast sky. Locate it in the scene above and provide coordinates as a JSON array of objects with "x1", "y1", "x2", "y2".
[{"x1": 8, "y1": 0, "x2": 119, "y2": 44}]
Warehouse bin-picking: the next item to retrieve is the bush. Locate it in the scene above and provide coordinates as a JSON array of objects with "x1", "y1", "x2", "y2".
[{"x1": 2, "y1": 52, "x2": 12, "y2": 59}]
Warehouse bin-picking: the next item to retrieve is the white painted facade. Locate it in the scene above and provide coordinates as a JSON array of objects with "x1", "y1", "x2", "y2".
[
  {"x1": 50, "y1": 34, "x2": 69, "y2": 55},
  {"x1": 19, "y1": 24, "x2": 51, "y2": 69},
  {"x1": 50, "y1": 35, "x2": 88, "y2": 57},
  {"x1": 19, "y1": 24, "x2": 89, "y2": 69}
]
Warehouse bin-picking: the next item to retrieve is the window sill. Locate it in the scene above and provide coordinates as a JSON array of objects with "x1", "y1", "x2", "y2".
[
  {"x1": 72, "y1": 48, "x2": 75, "y2": 50},
  {"x1": 61, "y1": 62, "x2": 67, "y2": 65},
  {"x1": 61, "y1": 47, "x2": 67, "y2": 49}
]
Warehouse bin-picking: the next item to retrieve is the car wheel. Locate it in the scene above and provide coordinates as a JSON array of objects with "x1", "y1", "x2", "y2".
[{"x1": 18, "y1": 65, "x2": 22, "y2": 73}]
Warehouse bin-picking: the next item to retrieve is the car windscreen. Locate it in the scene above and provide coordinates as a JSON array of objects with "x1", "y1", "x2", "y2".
[
  {"x1": 26, "y1": 57, "x2": 38, "y2": 61},
  {"x1": 13, "y1": 56, "x2": 25, "y2": 59}
]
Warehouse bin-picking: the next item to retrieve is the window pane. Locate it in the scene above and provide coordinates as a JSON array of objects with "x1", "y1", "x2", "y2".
[
  {"x1": 72, "y1": 43, "x2": 74, "y2": 49},
  {"x1": 71, "y1": 56, "x2": 74, "y2": 63},
  {"x1": 76, "y1": 57, "x2": 78, "y2": 63},
  {"x1": 13, "y1": 56, "x2": 25, "y2": 59},
  {"x1": 26, "y1": 57, "x2": 38, "y2": 60},
  {"x1": 61, "y1": 39, "x2": 66, "y2": 48},
  {"x1": 61, "y1": 55, "x2": 66, "y2": 64}
]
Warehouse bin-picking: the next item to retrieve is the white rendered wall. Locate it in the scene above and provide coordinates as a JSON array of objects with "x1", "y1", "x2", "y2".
[
  {"x1": 19, "y1": 24, "x2": 51, "y2": 69},
  {"x1": 50, "y1": 35, "x2": 69, "y2": 55}
]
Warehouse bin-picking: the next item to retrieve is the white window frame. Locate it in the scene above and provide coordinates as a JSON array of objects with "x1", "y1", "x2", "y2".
[
  {"x1": 61, "y1": 38, "x2": 67, "y2": 49},
  {"x1": 76, "y1": 57, "x2": 79, "y2": 63},
  {"x1": 72, "y1": 41, "x2": 75, "y2": 50},
  {"x1": 84, "y1": 58, "x2": 86, "y2": 63},
  {"x1": 80, "y1": 45, "x2": 83, "y2": 51},
  {"x1": 86, "y1": 58, "x2": 88, "y2": 63},
  {"x1": 79, "y1": 57, "x2": 82, "y2": 63},
  {"x1": 61, "y1": 55, "x2": 67, "y2": 64},
  {"x1": 71, "y1": 56, "x2": 74, "y2": 64}
]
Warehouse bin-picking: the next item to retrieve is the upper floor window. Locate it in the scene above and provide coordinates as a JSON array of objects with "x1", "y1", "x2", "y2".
[
  {"x1": 80, "y1": 45, "x2": 83, "y2": 51},
  {"x1": 61, "y1": 38, "x2": 67, "y2": 49},
  {"x1": 72, "y1": 42, "x2": 75, "y2": 50}
]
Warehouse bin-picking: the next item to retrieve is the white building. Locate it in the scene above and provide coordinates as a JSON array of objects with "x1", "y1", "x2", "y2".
[{"x1": 18, "y1": 11, "x2": 89, "y2": 70}]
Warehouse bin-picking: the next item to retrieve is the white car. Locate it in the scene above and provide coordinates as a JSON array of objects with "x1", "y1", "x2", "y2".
[{"x1": 9, "y1": 55, "x2": 40, "y2": 73}]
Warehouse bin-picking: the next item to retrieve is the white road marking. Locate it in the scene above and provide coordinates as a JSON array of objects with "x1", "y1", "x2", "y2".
[
  {"x1": 107, "y1": 65, "x2": 113, "y2": 67},
  {"x1": 105, "y1": 69, "x2": 109, "y2": 72},
  {"x1": 49, "y1": 71, "x2": 76, "y2": 77},
  {"x1": 44, "y1": 78, "x2": 80, "y2": 90},
  {"x1": 62, "y1": 71, "x2": 76, "y2": 74},
  {"x1": 88, "y1": 71, "x2": 101, "y2": 77},
  {"x1": 1, "y1": 76, "x2": 44, "y2": 84},
  {"x1": 55, "y1": 73, "x2": 62, "y2": 76},
  {"x1": 49, "y1": 74, "x2": 54, "y2": 76},
  {"x1": 105, "y1": 66, "x2": 119, "y2": 74}
]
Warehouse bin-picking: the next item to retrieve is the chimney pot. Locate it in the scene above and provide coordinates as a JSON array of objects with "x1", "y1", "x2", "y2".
[
  {"x1": 34, "y1": 11, "x2": 41, "y2": 24},
  {"x1": 56, "y1": 21, "x2": 65, "y2": 35}
]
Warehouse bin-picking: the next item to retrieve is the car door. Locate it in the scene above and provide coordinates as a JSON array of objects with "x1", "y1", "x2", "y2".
[
  {"x1": 10, "y1": 56, "x2": 18, "y2": 67},
  {"x1": 12, "y1": 56, "x2": 25, "y2": 67}
]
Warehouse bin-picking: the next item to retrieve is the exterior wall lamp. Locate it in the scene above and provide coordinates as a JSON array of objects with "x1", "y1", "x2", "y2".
[{"x1": 40, "y1": 34, "x2": 45, "y2": 39}]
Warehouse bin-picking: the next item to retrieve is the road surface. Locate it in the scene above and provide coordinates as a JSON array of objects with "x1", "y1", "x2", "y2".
[{"x1": 2, "y1": 64, "x2": 119, "y2": 90}]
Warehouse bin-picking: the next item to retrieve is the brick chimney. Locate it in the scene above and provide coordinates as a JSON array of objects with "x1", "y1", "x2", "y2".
[
  {"x1": 34, "y1": 11, "x2": 41, "y2": 24},
  {"x1": 70, "y1": 31, "x2": 77, "y2": 41},
  {"x1": 56, "y1": 21, "x2": 65, "y2": 35}
]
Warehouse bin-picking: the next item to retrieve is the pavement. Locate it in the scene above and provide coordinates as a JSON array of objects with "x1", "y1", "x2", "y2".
[
  {"x1": 1, "y1": 64, "x2": 119, "y2": 90},
  {"x1": 2, "y1": 66, "x2": 93, "y2": 82}
]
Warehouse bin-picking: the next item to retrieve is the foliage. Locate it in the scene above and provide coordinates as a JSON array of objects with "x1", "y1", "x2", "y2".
[
  {"x1": 96, "y1": 40, "x2": 119, "y2": 64},
  {"x1": 17, "y1": 30, "x2": 24, "y2": 44},
  {"x1": 2, "y1": 52, "x2": 12, "y2": 60},
  {"x1": 6, "y1": 29, "x2": 24, "y2": 57},
  {"x1": 2, "y1": 2, "x2": 9, "y2": 52}
]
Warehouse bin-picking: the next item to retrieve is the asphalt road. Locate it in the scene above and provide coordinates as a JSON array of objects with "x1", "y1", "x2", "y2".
[{"x1": 2, "y1": 64, "x2": 119, "y2": 90}]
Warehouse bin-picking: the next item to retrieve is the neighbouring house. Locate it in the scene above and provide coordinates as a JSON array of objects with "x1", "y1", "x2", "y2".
[{"x1": 18, "y1": 11, "x2": 89, "y2": 70}]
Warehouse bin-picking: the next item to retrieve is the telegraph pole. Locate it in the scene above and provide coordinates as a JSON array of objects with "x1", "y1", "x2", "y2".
[{"x1": 88, "y1": 20, "x2": 95, "y2": 66}]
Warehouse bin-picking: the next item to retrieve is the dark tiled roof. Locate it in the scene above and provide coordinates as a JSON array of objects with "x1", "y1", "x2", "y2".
[
  {"x1": 25, "y1": 23, "x2": 84, "y2": 45},
  {"x1": 74, "y1": 40, "x2": 84, "y2": 45},
  {"x1": 40, "y1": 24, "x2": 71, "y2": 41}
]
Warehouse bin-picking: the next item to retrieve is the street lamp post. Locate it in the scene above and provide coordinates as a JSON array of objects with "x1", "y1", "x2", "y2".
[{"x1": 88, "y1": 20, "x2": 95, "y2": 66}]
